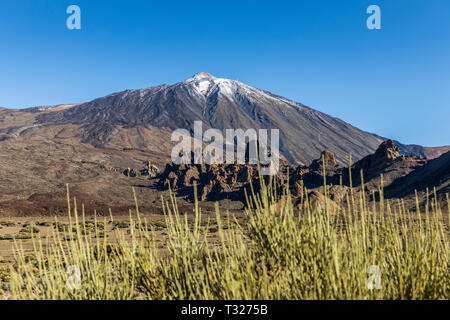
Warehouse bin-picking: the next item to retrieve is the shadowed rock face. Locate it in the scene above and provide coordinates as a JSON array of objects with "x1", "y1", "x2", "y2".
[
  {"x1": 384, "y1": 150, "x2": 450, "y2": 200},
  {"x1": 353, "y1": 140, "x2": 400, "y2": 172},
  {"x1": 158, "y1": 161, "x2": 256, "y2": 202},
  {"x1": 347, "y1": 139, "x2": 427, "y2": 188}
]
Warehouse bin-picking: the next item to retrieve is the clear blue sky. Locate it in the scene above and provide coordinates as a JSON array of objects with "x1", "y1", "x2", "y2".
[{"x1": 0, "y1": 0, "x2": 449, "y2": 146}]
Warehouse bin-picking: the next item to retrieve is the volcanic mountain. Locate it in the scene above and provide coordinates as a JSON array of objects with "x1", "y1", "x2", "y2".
[
  {"x1": 37, "y1": 72, "x2": 448, "y2": 164},
  {"x1": 0, "y1": 72, "x2": 448, "y2": 215},
  {"x1": 31, "y1": 73, "x2": 404, "y2": 165}
]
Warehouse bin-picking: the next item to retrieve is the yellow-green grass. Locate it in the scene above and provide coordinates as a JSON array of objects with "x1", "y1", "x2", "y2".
[{"x1": 2, "y1": 174, "x2": 449, "y2": 300}]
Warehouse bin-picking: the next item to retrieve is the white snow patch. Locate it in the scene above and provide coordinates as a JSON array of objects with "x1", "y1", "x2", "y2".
[
  {"x1": 194, "y1": 80, "x2": 212, "y2": 95},
  {"x1": 216, "y1": 79, "x2": 236, "y2": 97},
  {"x1": 183, "y1": 72, "x2": 305, "y2": 110}
]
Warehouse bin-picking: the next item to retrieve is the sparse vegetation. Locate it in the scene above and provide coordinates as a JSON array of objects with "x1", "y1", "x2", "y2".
[
  {"x1": 112, "y1": 220, "x2": 131, "y2": 230},
  {"x1": 1, "y1": 177, "x2": 448, "y2": 300},
  {"x1": 19, "y1": 226, "x2": 40, "y2": 234},
  {"x1": 36, "y1": 221, "x2": 52, "y2": 227},
  {"x1": 0, "y1": 221, "x2": 16, "y2": 227}
]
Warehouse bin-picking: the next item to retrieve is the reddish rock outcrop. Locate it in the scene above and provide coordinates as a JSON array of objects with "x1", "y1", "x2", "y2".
[{"x1": 352, "y1": 139, "x2": 400, "y2": 173}]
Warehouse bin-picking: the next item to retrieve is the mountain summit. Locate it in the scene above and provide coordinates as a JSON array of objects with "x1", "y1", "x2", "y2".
[
  {"x1": 36, "y1": 73, "x2": 447, "y2": 165},
  {"x1": 187, "y1": 72, "x2": 216, "y2": 81}
]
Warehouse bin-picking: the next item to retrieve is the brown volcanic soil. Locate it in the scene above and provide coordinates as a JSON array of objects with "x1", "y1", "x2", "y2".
[
  {"x1": 0, "y1": 109, "x2": 172, "y2": 216},
  {"x1": 0, "y1": 107, "x2": 246, "y2": 216}
]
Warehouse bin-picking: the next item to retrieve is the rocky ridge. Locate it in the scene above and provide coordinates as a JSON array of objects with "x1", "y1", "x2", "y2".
[{"x1": 155, "y1": 140, "x2": 445, "y2": 209}]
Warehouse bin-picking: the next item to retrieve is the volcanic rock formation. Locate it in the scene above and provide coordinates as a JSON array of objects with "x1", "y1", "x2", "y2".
[{"x1": 157, "y1": 140, "x2": 447, "y2": 210}]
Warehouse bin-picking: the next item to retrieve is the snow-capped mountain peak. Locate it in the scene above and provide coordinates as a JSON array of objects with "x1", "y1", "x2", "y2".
[
  {"x1": 36, "y1": 72, "x2": 386, "y2": 165},
  {"x1": 184, "y1": 72, "x2": 237, "y2": 98},
  {"x1": 188, "y1": 72, "x2": 216, "y2": 81},
  {"x1": 184, "y1": 72, "x2": 297, "y2": 106}
]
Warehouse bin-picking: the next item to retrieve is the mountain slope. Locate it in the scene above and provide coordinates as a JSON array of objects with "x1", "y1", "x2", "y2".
[
  {"x1": 36, "y1": 72, "x2": 449, "y2": 165},
  {"x1": 37, "y1": 72, "x2": 386, "y2": 165}
]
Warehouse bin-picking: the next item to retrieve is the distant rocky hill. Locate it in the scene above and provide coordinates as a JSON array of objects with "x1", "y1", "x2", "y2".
[{"x1": 396, "y1": 142, "x2": 450, "y2": 160}]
